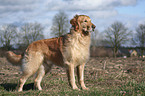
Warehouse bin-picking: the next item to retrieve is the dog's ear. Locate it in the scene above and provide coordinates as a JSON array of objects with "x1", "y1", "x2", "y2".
[{"x1": 70, "y1": 15, "x2": 79, "y2": 31}]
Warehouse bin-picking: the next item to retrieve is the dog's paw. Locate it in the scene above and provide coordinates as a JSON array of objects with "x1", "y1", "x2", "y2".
[
  {"x1": 72, "y1": 87, "x2": 80, "y2": 91},
  {"x1": 82, "y1": 87, "x2": 89, "y2": 90},
  {"x1": 73, "y1": 88, "x2": 81, "y2": 91}
]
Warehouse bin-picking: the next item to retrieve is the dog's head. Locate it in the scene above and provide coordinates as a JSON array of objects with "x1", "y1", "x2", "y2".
[{"x1": 70, "y1": 15, "x2": 96, "y2": 34}]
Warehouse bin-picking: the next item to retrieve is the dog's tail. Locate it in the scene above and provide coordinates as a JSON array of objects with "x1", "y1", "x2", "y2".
[{"x1": 5, "y1": 51, "x2": 22, "y2": 66}]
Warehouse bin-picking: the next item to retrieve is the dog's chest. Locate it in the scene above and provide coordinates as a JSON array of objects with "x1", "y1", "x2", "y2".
[{"x1": 63, "y1": 34, "x2": 90, "y2": 66}]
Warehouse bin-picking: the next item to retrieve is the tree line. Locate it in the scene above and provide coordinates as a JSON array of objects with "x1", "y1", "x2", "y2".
[
  {"x1": 0, "y1": 22, "x2": 44, "y2": 50},
  {"x1": 92, "y1": 21, "x2": 145, "y2": 58},
  {"x1": 0, "y1": 11, "x2": 145, "y2": 57}
]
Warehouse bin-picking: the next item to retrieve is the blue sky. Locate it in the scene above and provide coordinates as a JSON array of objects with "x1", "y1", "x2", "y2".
[
  {"x1": 0, "y1": 0, "x2": 145, "y2": 38},
  {"x1": 116, "y1": 0, "x2": 145, "y2": 16}
]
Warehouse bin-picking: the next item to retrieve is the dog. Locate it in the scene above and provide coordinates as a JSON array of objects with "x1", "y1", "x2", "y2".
[{"x1": 6, "y1": 15, "x2": 96, "y2": 92}]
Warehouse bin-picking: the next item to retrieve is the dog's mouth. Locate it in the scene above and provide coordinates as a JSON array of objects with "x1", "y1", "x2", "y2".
[
  {"x1": 83, "y1": 25, "x2": 95, "y2": 33},
  {"x1": 82, "y1": 27, "x2": 92, "y2": 35}
]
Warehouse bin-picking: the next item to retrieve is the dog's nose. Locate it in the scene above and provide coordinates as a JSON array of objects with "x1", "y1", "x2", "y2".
[{"x1": 92, "y1": 24, "x2": 96, "y2": 31}]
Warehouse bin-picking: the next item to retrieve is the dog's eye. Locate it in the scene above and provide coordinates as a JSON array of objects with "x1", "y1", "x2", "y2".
[{"x1": 84, "y1": 20, "x2": 87, "y2": 22}]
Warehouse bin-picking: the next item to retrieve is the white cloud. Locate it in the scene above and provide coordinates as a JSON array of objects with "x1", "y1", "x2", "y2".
[
  {"x1": 0, "y1": 0, "x2": 143, "y2": 39},
  {"x1": 89, "y1": 10, "x2": 118, "y2": 19},
  {"x1": 121, "y1": 0, "x2": 137, "y2": 6},
  {"x1": 138, "y1": 18, "x2": 145, "y2": 25},
  {"x1": 45, "y1": 0, "x2": 138, "y2": 11},
  {"x1": 0, "y1": 0, "x2": 42, "y2": 14},
  {"x1": 0, "y1": 0, "x2": 139, "y2": 19}
]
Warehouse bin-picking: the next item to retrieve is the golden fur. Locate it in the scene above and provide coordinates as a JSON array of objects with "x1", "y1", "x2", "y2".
[{"x1": 6, "y1": 15, "x2": 96, "y2": 91}]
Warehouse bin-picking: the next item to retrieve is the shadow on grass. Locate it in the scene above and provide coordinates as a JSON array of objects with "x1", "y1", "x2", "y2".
[{"x1": 0, "y1": 83, "x2": 34, "y2": 91}]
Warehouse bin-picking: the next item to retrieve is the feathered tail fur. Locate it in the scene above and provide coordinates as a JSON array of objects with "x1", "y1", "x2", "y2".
[{"x1": 6, "y1": 51, "x2": 22, "y2": 66}]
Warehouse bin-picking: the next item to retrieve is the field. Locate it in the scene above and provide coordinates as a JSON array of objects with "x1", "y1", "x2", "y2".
[{"x1": 0, "y1": 56, "x2": 145, "y2": 96}]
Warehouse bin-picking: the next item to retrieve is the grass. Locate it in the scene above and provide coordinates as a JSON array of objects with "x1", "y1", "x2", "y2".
[{"x1": 0, "y1": 57, "x2": 145, "y2": 96}]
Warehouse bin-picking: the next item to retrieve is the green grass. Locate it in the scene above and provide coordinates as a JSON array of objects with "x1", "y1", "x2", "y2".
[
  {"x1": 0, "y1": 57, "x2": 145, "y2": 96},
  {"x1": 1, "y1": 85, "x2": 144, "y2": 96},
  {"x1": 0, "y1": 78, "x2": 144, "y2": 96}
]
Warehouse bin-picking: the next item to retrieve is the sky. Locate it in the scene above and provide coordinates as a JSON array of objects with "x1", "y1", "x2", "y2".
[{"x1": 0, "y1": 0, "x2": 145, "y2": 38}]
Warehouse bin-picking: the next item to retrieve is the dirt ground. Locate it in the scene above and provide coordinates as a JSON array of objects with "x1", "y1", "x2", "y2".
[{"x1": 0, "y1": 56, "x2": 145, "y2": 95}]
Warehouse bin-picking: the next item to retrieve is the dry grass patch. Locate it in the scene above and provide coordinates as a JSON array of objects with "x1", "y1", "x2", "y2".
[{"x1": 0, "y1": 57, "x2": 145, "y2": 95}]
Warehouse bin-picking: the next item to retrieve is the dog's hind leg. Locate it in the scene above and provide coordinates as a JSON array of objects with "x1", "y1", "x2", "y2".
[
  {"x1": 34, "y1": 65, "x2": 45, "y2": 90},
  {"x1": 17, "y1": 52, "x2": 44, "y2": 92},
  {"x1": 34, "y1": 62, "x2": 53, "y2": 90},
  {"x1": 17, "y1": 72, "x2": 32, "y2": 92}
]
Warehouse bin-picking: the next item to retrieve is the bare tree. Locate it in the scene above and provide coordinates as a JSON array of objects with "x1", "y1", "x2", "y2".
[
  {"x1": 51, "y1": 11, "x2": 69, "y2": 37},
  {"x1": 105, "y1": 21, "x2": 131, "y2": 57},
  {"x1": 91, "y1": 29, "x2": 104, "y2": 47},
  {"x1": 135, "y1": 24, "x2": 145, "y2": 57},
  {"x1": 0, "y1": 24, "x2": 18, "y2": 50},
  {"x1": 20, "y1": 22, "x2": 44, "y2": 46}
]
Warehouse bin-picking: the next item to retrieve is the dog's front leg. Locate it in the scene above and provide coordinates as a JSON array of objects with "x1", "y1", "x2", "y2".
[
  {"x1": 66, "y1": 64, "x2": 79, "y2": 90},
  {"x1": 77, "y1": 63, "x2": 89, "y2": 90}
]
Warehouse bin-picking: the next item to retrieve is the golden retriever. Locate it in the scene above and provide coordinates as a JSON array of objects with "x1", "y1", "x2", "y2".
[{"x1": 6, "y1": 15, "x2": 96, "y2": 91}]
